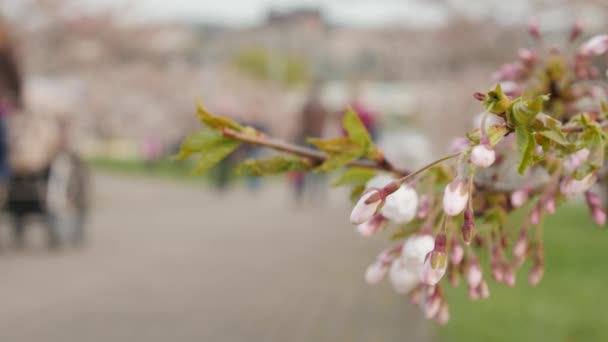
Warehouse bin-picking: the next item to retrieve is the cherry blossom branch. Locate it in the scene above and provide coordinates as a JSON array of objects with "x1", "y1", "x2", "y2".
[{"x1": 220, "y1": 128, "x2": 409, "y2": 175}]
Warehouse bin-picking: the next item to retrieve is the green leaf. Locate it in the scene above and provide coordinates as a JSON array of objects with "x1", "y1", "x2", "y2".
[
  {"x1": 484, "y1": 83, "x2": 512, "y2": 114},
  {"x1": 466, "y1": 125, "x2": 508, "y2": 146},
  {"x1": 343, "y1": 107, "x2": 376, "y2": 159},
  {"x1": 332, "y1": 168, "x2": 377, "y2": 188},
  {"x1": 516, "y1": 126, "x2": 535, "y2": 175},
  {"x1": 237, "y1": 156, "x2": 312, "y2": 176},
  {"x1": 350, "y1": 183, "x2": 366, "y2": 203},
  {"x1": 307, "y1": 137, "x2": 364, "y2": 171},
  {"x1": 176, "y1": 129, "x2": 228, "y2": 160},
  {"x1": 512, "y1": 94, "x2": 549, "y2": 126},
  {"x1": 196, "y1": 102, "x2": 243, "y2": 132},
  {"x1": 193, "y1": 139, "x2": 241, "y2": 174}
]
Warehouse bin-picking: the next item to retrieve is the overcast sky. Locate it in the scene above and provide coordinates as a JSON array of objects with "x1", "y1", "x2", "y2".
[{"x1": 82, "y1": 0, "x2": 536, "y2": 28}]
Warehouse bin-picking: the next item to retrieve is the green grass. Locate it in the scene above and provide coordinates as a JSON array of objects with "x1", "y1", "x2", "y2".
[
  {"x1": 440, "y1": 204, "x2": 608, "y2": 342},
  {"x1": 86, "y1": 158, "x2": 209, "y2": 182}
]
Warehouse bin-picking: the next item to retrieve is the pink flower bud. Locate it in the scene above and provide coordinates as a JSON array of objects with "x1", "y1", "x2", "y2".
[
  {"x1": 466, "y1": 256, "x2": 483, "y2": 289},
  {"x1": 409, "y1": 286, "x2": 421, "y2": 305},
  {"x1": 468, "y1": 285, "x2": 480, "y2": 301},
  {"x1": 437, "y1": 302, "x2": 450, "y2": 325},
  {"x1": 561, "y1": 174, "x2": 597, "y2": 196},
  {"x1": 365, "y1": 262, "x2": 387, "y2": 285},
  {"x1": 491, "y1": 260, "x2": 504, "y2": 283},
  {"x1": 382, "y1": 185, "x2": 418, "y2": 223},
  {"x1": 530, "y1": 201, "x2": 543, "y2": 225},
  {"x1": 564, "y1": 148, "x2": 590, "y2": 173},
  {"x1": 511, "y1": 188, "x2": 529, "y2": 208},
  {"x1": 528, "y1": 17, "x2": 541, "y2": 40},
  {"x1": 417, "y1": 195, "x2": 431, "y2": 219},
  {"x1": 461, "y1": 206, "x2": 476, "y2": 245},
  {"x1": 503, "y1": 263, "x2": 516, "y2": 288},
  {"x1": 529, "y1": 257, "x2": 544, "y2": 286},
  {"x1": 422, "y1": 234, "x2": 448, "y2": 286},
  {"x1": 478, "y1": 280, "x2": 490, "y2": 299},
  {"x1": 424, "y1": 293, "x2": 441, "y2": 319},
  {"x1": 513, "y1": 227, "x2": 528, "y2": 262},
  {"x1": 471, "y1": 144, "x2": 496, "y2": 168},
  {"x1": 450, "y1": 237, "x2": 464, "y2": 265},
  {"x1": 350, "y1": 190, "x2": 383, "y2": 225},
  {"x1": 579, "y1": 34, "x2": 608, "y2": 56},
  {"x1": 357, "y1": 215, "x2": 386, "y2": 237},
  {"x1": 544, "y1": 197, "x2": 556, "y2": 215},
  {"x1": 570, "y1": 20, "x2": 582, "y2": 42},
  {"x1": 585, "y1": 191, "x2": 606, "y2": 225},
  {"x1": 518, "y1": 48, "x2": 537, "y2": 67},
  {"x1": 444, "y1": 177, "x2": 469, "y2": 216}
]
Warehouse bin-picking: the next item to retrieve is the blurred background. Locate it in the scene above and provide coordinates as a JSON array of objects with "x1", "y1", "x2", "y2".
[{"x1": 0, "y1": 0, "x2": 606, "y2": 341}]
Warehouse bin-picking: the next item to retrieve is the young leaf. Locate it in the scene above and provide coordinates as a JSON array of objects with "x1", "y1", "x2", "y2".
[
  {"x1": 175, "y1": 129, "x2": 226, "y2": 160},
  {"x1": 237, "y1": 156, "x2": 312, "y2": 176},
  {"x1": 332, "y1": 168, "x2": 377, "y2": 188},
  {"x1": 193, "y1": 139, "x2": 241, "y2": 174},
  {"x1": 516, "y1": 126, "x2": 535, "y2": 175},
  {"x1": 343, "y1": 108, "x2": 376, "y2": 159},
  {"x1": 196, "y1": 102, "x2": 243, "y2": 132},
  {"x1": 484, "y1": 83, "x2": 512, "y2": 114},
  {"x1": 307, "y1": 137, "x2": 364, "y2": 171}
]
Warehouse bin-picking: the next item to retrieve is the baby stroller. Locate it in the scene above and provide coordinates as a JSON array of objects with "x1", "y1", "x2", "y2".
[{"x1": 5, "y1": 114, "x2": 89, "y2": 248}]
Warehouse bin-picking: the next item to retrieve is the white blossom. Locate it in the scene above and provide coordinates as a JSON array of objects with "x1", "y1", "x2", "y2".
[
  {"x1": 350, "y1": 190, "x2": 382, "y2": 225},
  {"x1": 381, "y1": 185, "x2": 418, "y2": 223},
  {"x1": 443, "y1": 177, "x2": 469, "y2": 216},
  {"x1": 471, "y1": 144, "x2": 496, "y2": 168}
]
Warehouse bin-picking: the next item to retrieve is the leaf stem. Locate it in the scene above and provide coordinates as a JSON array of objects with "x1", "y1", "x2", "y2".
[{"x1": 220, "y1": 128, "x2": 409, "y2": 175}]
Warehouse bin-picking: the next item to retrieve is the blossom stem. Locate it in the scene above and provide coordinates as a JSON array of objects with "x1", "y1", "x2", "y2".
[
  {"x1": 220, "y1": 128, "x2": 408, "y2": 175},
  {"x1": 395, "y1": 152, "x2": 463, "y2": 187}
]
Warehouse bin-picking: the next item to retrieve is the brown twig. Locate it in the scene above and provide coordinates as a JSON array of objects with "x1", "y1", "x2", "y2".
[{"x1": 221, "y1": 128, "x2": 409, "y2": 176}]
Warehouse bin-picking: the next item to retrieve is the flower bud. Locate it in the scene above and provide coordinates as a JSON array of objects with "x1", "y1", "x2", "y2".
[
  {"x1": 424, "y1": 292, "x2": 441, "y2": 319},
  {"x1": 382, "y1": 185, "x2": 418, "y2": 223},
  {"x1": 365, "y1": 262, "x2": 387, "y2": 285},
  {"x1": 471, "y1": 144, "x2": 496, "y2": 168},
  {"x1": 511, "y1": 188, "x2": 529, "y2": 208},
  {"x1": 530, "y1": 200, "x2": 543, "y2": 225},
  {"x1": 468, "y1": 285, "x2": 480, "y2": 301},
  {"x1": 478, "y1": 280, "x2": 490, "y2": 299},
  {"x1": 528, "y1": 17, "x2": 541, "y2": 40},
  {"x1": 513, "y1": 226, "x2": 528, "y2": 265},
  {"x1": 461, "y1": 205, "x2": 476, "y2": 245},
  {"x1": 561, "y1": 174, "x2": 597, "y2": 196},
  {"x1": 518, "y1": 48, "x2": 537, "y2": 67},
  {"x1": 437, "y1": 302, "x2": 450, "y2": 325},
  {"x1": 585, "y1": 191, "x2": 606, "y2": 225},
  {"x1": 466, "y1": 256, "x2": 483, "y2": 289},
  {"x1": 529, "y1": 257, "x2": 544, "y2": 287},
  {"x1": 448, "y1": 137, "x2": 471, "y2": 154},
  {"x1": 422, "y1": 234, "x2": 448, "y2": 286},
  {"x1": 350, "y1": 190, "x2": 383, "y2": 225},
  {"x1": 579, "y1": 34, "x2": 608, "y2": 56},
  {"x1": 409, "y1": 286, "x2": 421, "y2": 305},
  {"x1": 564, "y1": 148, "x2": 590, "y2": 173},
  {"x1": 544, "y1": 197, "x2": 556, "y2": 214},
  {"x1": 443, "y1": 177, "x2": 469, "y2": 216},
  {"x1": 503, "y1": 263, "x2": 516, "y2": 288},
  {"x1": 491, "y1": 259, "x2": 504, "y2": 283},
  {"x1": 389, "y1": 259, "x2": 419, "y2": 294},
  {"x1": 450, "y1": 237, "x2": 464, "y2": 265},
  {"x1": 569, "y1": 20, "x2": 582, "y2": 42},
  {"x1": 357, "y1": 215, "x2": 387, "y2": 237}
]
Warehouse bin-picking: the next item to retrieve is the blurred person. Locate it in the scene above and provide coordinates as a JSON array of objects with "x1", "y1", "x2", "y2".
[
  {"x1": 292, "y1": 80, "x2": 328, "y2": 203},
  {"x1": 0, "y1": 17, "x2": 22, "y2": 203}
]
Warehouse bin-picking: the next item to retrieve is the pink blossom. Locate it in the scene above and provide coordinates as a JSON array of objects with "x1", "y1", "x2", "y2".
[
  {"x1": 449, "y1": 238, "x2": 464, "y2": 265},
  {"x1": 511, "y1": 188, "x2": 529, "y2": 208},
  {"x1": 443, "y1": 177, "x2": 469, "y2": 216},
  {"x1": 471, "y1": 144, "x2": 496, "y2": 168},
  {"x1": 350, "y1": 190, "x2": 383, "y2": 225},
  {"x1": 466, "y1": 257, "x2": 483, "y2": 288},
  {"x1": 357, "y1": 215, "x2": 387, "y2": 237},
  {"x1": 579, "y1": 34, "x2": 608, "y2": 56},
  {"x1": 365, "y1": 262, "x2": 387, "y2": 285}
]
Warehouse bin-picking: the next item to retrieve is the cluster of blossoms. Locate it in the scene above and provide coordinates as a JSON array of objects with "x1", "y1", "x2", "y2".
[
  {"x1": 180, "y1": 18, "x2": 608, "y2": 327},
  {"x1": 349, "y1": 20, "x2": 608, "y2": 324}
]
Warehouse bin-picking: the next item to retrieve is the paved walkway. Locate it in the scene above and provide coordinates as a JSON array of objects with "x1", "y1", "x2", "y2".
[{"x1": 0, "y1": 173, "x2": 431, "y2": 341}]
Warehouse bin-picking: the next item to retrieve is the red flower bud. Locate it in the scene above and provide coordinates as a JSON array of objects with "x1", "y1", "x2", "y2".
[
  {"x1": 528, "y1": 17, "x2": 541, "y2": 40},
  {"x1": 569, "y1": 20, "x2": 582, "y2": 42},
  {"x1": 462, "y1": 206, "x2": 476, "y2": 245},
  {"x1": 529, "y1": 256, "x2": 544, "y2": 287}
]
